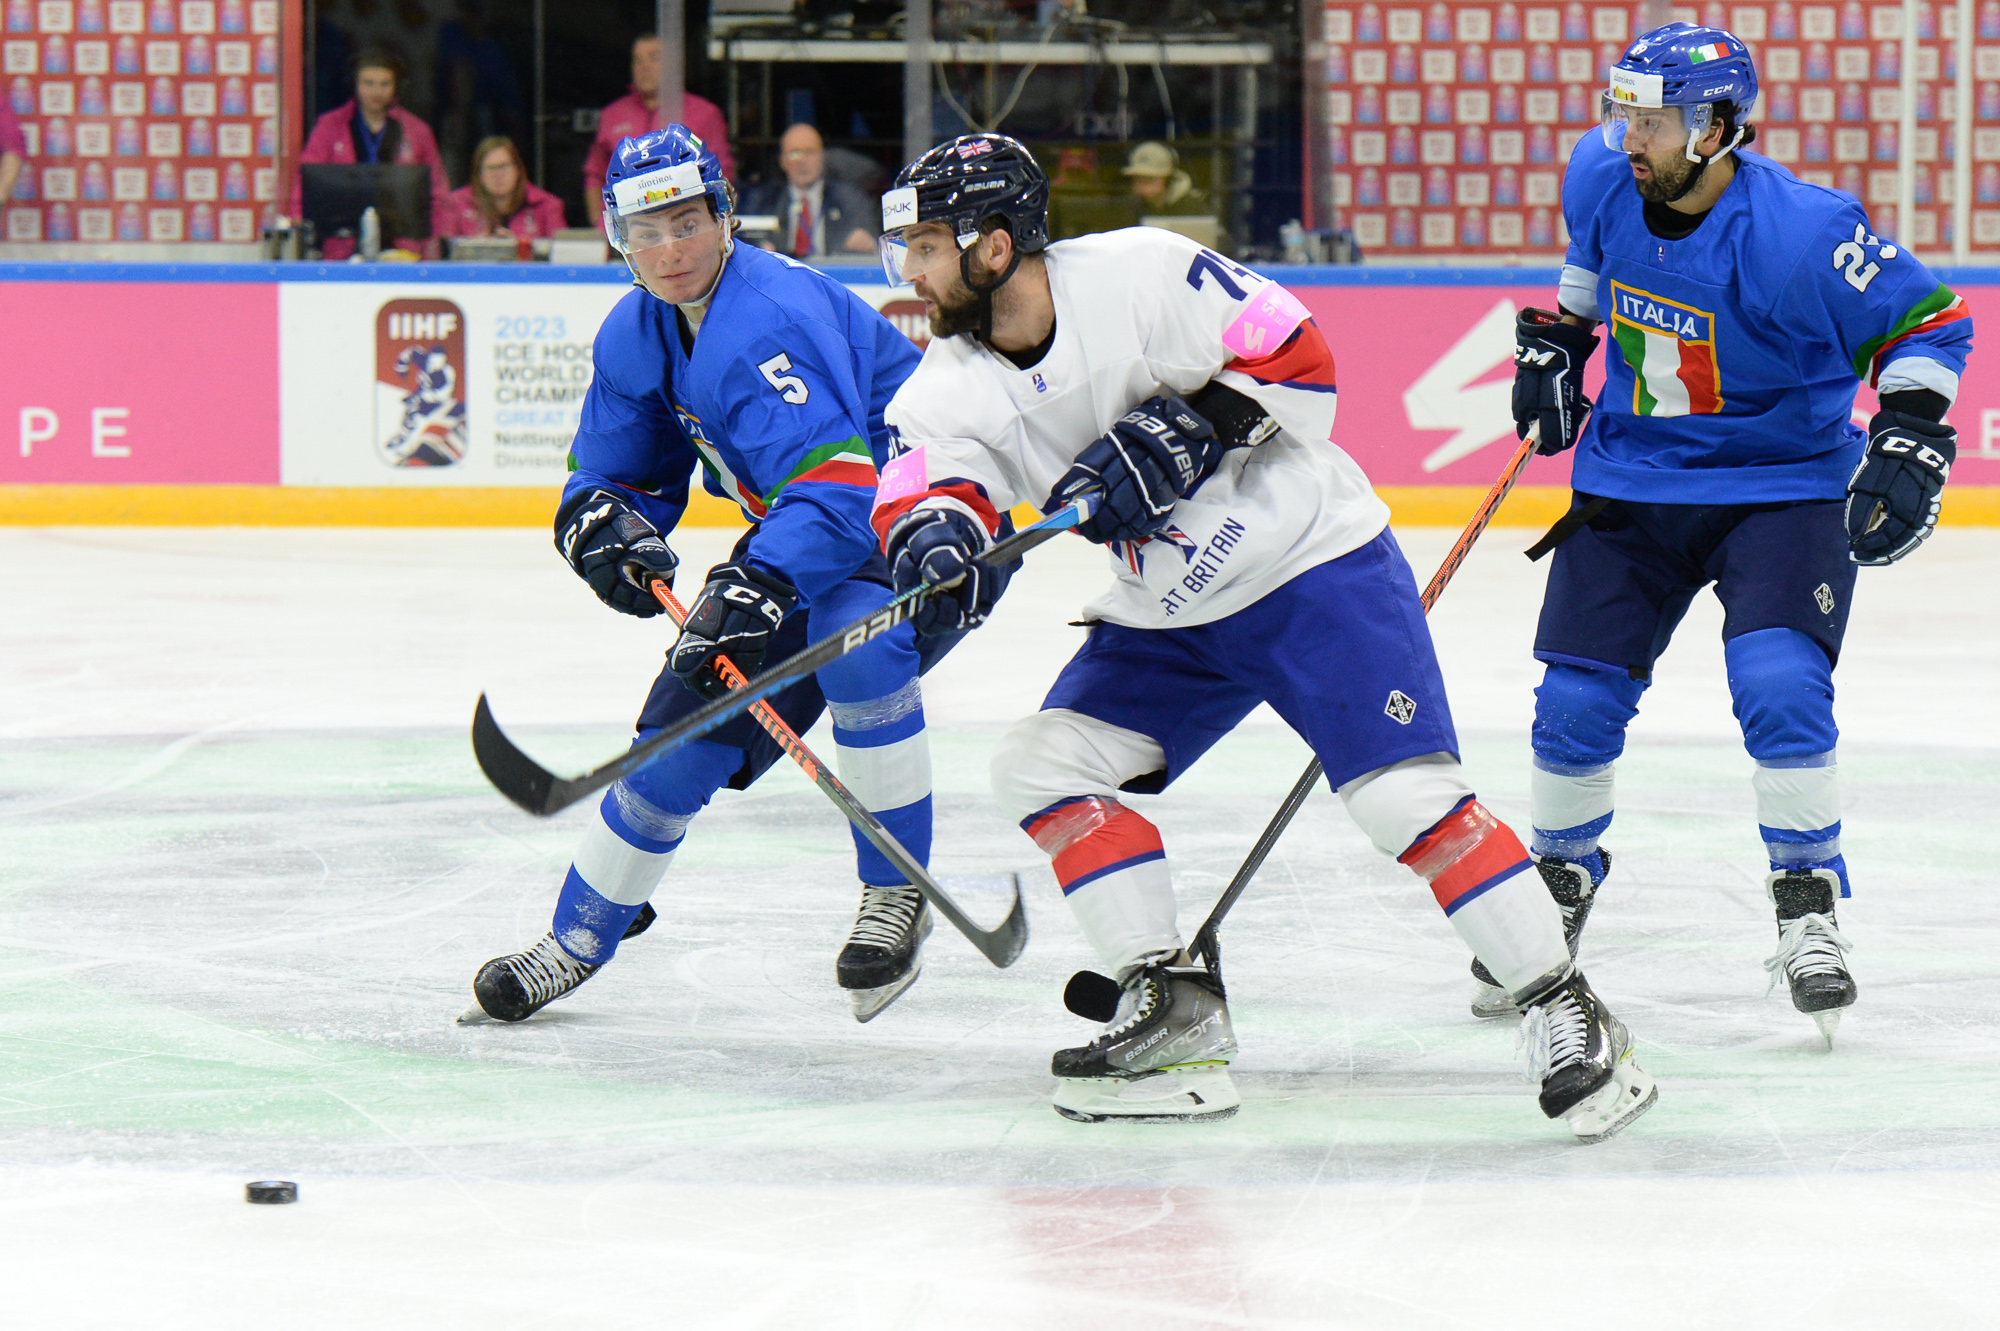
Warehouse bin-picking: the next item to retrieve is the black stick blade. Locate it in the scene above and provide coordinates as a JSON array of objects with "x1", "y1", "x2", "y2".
[
  {"x1": 471, "y1": 693, "x2": 561, "y2": 816},
  {"x1": 982, "y1": 879, "x2": 1031, "y2": 968}
]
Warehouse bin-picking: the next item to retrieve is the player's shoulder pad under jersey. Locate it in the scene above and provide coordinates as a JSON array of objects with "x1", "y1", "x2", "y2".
[
  {"x1": 590, "y1": 285, "x2": 676, "y2": 391},
  {"x1": 1561, "y1": 132, "x2": 1636, "y2": 217}
]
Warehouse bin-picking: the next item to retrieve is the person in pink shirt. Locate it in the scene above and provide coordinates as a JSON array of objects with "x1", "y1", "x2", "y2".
[
  {"x1": 292, "y1": 51, "x2": 451, "y2": 258},
  {"x1": 582, "y1": 32, "x2": 735, "y2": 229},
  {"x1": 435, "y1": 136, "x2": 567, "y2": 244},
  {"x1": 0, "y1": 101, "x2": 26, "y2": 209}
]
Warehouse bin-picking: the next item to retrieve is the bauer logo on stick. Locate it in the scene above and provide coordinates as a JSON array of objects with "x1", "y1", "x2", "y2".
[{"x1": 375, "y1": 297, "x2": 468, "y2": 468}]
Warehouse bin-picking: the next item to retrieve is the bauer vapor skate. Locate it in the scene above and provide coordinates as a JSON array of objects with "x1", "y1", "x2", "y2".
[
  {"x1": 458, "y1": 906, "x2": 652, "y2": 1025},
  {"x1": 1518, "y1": 968, "x2": 1657, "y2": 1143},
  {"x1": 1051, "y1": 959, "x2": 1240, "y2": 1123},
  {"x1": 837, "y1": 884, "x2": 932, "y2": 1023},
  {"x1": 1470, "y1": 850, "x2": 1607, "y2": 1020},
  {"x1": 1763, "y1": 868, "x2": 1857, "y2": 1048}
]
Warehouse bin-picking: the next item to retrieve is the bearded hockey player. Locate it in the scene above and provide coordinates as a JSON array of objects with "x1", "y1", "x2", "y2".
[
  {"x1": 463, "y1": 126, "x2": 942, "y2": 1025},
  {"x1": 1498, "y1": 24, "x2": 1972, "y2": 1044},
  {"x1": 870, "y1": 133, "x2": 1656, "y2": 1140}
]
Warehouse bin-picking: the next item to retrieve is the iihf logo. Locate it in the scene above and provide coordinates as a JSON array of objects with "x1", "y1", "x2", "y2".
[
  {"x1": 1032, "y1": 372, "x2": 1048, "y2": 393},
  {"x1": 1384, "y1": 690, "x2": 1417, "y2": 725}
]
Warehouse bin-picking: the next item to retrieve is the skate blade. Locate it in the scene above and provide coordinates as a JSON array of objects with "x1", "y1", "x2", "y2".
[
  {"x1": 1562, "y1": 1057, "x2": 1658, "y2": 1144},
  {"x1": 1469, "y1": 980, "x2": 1518, "y2": 1021},
  {"x1": 1051, "y1": 1063, "x2": 1240, "y2": 1124},
  {"x1": 848, "y1": 965, "x2": 922, "y2": 1024},
  {"x1": 456, "y1": 1005, "x2": 493, "y2": 1026},
  {"x1": 1811, "y1": 1007, "x2": 1842, "y2": 1048}
]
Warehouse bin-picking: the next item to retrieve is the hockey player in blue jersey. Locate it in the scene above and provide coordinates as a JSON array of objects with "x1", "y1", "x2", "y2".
[
  {"x1": 463, "y1": 126, "x2": 941, "y2": 1025},
  {"x1": 1494, "y1": 23, "x2": 1972, "y2": 1043}
]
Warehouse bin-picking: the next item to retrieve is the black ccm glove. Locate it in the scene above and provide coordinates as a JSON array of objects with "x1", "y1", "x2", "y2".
[
  {"x1": 555, "y1": 488, "x2": 680, "y2": 617},
  {"x1": 1847, "y1": 407, "x2": 1956, "y2": 565},
  {"x1": 1047, "y1": 394, "x2": 1224, "y2": 545},
  {"x1": 1512, "y1": 307, "x2": 1601, "y2": 455},
  {"x1": 666, "y1": 562, "x2": 799, "y2": 699},
  {"x1": 885, "y1": 505, "x2": 1006, "y2": 638}
]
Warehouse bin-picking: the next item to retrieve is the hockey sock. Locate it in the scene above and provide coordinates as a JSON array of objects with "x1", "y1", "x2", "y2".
[
  {"x1": 1530, "y1": 663, "x2": 1641, "y2": 859},
  {"x1": 826, "y1": 680, "x2": 934, "y2": 887},
  {"x1": 1024, "y1": 795, "x2": 1180, "y2": 978},
  {"x1": 1755, "y1": 758, "x2": 1848, "y2": 896},
  {"x1": 549, "y1": 777, "x2": 697, "y2": 964},
  {"x1": 1400, "y1": 798, "x2": 1569, "y2": 994},
  {"x1": 1727, "y1": 629, "x2": 1848, "y2": 897}
]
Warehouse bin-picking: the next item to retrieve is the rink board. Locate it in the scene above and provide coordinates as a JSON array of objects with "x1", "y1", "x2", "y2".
[{"x1": 2, "y1": 259, "x2": 1999, "y2": 524}]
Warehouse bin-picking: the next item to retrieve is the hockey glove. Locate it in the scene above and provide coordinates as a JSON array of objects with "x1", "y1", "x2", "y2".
[
  {"x1": 555, "y1": 488, "x2": 679, "y2": 618},
  {"x1": 1047, "y1": 394, "x2": 1223, "y2": 545},
  {"x1": 1512, "y1": 307, "x2": 1600, "y2": 456},
  {"x1": 667, "y1": 561, "x2": 798, "y2": 699},
  {"x1": 885, "y1": 505, "x2": 1003, "y2": 638},
  {"x1": 1847, "y1": 409, "x2": 1956, "y2": 565}
]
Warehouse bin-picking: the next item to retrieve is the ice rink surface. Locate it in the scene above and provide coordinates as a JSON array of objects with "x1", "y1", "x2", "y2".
[{"x1": 4, "y1": 520, "x2": 1998, "y2": 1328}]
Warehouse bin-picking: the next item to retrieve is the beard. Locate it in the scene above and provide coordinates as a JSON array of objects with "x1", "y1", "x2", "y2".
[
  {"x1": 1631, "y1": 149, "x2": 1705, "y2": 203},
  {"x1": 925, "y1": 273, "x2": 985, "y2": 339}
]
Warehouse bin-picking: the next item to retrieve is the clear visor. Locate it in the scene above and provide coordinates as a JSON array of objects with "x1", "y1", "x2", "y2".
[
  {"x1": 605, "y1": 200, "x2": 722, "y2": 257},
  {"x1": 1599, "y1": 96, "x2": 1714, "y2": 155},
  {"x1": 877, "y1": 224, "x2": 979, "y2": 287}
]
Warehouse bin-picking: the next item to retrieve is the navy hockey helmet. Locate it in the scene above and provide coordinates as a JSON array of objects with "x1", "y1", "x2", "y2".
[
  {"x1": 601, "y1": 124, "x2": 734, "y2": 258},
  {"x1": 1603, "y1": 22, "x2": 1759, "y2": 163},
  {"x1": 877, "y1": 133, "x2": 1049, "y2": 287}
]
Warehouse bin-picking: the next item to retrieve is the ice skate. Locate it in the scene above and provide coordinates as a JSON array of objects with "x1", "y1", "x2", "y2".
[
  {"x1": 837, "y1": 883, "x2": 932, "y2": 1023},
  {"x1": 1470, "y1": 850, "x2": 1608, "y2": 1019},
  {"x1": 1763, "y1": 868, "x2": 1857, "y2": 1048},
  {"x1": 1051, "y1": 959, "x2": 1240, "y2": 1123},
  {"x1": 1518, "y1": 968, "x2": 1656, "y2": 1143},
  {"x1": 459, "y1": 932, "x2": 599, "y2": 1024}
]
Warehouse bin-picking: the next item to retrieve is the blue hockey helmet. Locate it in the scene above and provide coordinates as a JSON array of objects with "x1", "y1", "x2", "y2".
[
  {"x1": 601, "y1": 124, "x2": 734, "y2": 258},
  {"x1": 1602, "y1": 22, "x2": 1759, "y2": 163}
]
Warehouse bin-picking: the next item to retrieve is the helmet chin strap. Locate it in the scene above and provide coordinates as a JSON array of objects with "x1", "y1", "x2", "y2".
[
  {"x1": 960, "y1": 240, "x2": 1022, "y2": 345},
  {"x1": 1667, "y1": 125, "x2": 1747, "y2": 202}
]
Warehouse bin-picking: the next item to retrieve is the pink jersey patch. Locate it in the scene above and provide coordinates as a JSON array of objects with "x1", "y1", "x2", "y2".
[
  {"x1": 1222, "y1": 281, "x2": 1313, "y2": 361},
  {"x1": 874, "y1": 446, "x2": 930, "y2": 507}
]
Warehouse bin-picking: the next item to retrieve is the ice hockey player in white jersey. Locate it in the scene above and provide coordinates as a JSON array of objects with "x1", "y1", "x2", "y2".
[{"x1": 869, "y1": 133, "x2": 1657, "y2": 1140}]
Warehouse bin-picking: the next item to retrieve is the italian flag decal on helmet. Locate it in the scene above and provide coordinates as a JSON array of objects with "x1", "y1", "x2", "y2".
[{"x1": 1610, "y1": 280, "x2": 1722, "y2": 416}]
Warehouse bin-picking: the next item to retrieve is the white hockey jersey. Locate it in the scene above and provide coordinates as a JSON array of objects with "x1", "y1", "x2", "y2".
[{"x1": 872, "y1": 227, "x2": 1390, "y2": 630}]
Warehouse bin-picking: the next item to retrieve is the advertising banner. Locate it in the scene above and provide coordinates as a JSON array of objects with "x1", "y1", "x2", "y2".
[
  {"x1": 278, "y1": 280, "x2": 625, "y2": 486},
  {"x1": 2, "y1": 0, "x2": 281, "y2": 245},
  {"x1": 3, "y1": 264, "x2": 1996, "y2": 512},
  {"x1": 0, "y1": 277, "x2": 277, "y2": 481}
]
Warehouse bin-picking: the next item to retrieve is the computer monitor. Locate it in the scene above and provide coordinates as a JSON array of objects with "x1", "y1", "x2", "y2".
[{"x1": 300, "y1": 164, "x2": 434, "y2": 243}]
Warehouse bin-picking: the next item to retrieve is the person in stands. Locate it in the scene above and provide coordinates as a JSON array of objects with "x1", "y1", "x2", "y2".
[
  {"x1": 583, "y1": 31, "x2": 735, "y2": 229},
  {"x1": 739, "y1": 122, "x2": 876, "y2": 258},
  {"x1": 435, "y1": 136, "x2": 567, "y2": 244},
  {"x1": 294, "y1": 50, "x2": 451, "y2": 258}
]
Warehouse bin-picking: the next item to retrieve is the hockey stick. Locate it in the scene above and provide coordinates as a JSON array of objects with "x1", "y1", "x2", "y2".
[
  {"x1": 472, "y1": 496, "x2": 1093, "y2": 819},
  {"x1": 1063, "y1": 430, "x2": 1541, "y2": 1019},
  {"x1": 644, "y1": 577, "x2": 1027, "y2": 968}
]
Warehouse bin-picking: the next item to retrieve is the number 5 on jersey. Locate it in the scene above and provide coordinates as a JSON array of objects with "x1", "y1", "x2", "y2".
[{"x1": 759, "y1": 352, "x2": 811, "y2": 405}]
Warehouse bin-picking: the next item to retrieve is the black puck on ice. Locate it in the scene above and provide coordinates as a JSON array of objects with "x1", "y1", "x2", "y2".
[{"x1": 245, "y1": 1180, "x2": 298, "y2": 1205}]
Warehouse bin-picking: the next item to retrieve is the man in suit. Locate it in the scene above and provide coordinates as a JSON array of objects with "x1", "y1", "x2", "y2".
[{"x1": 741, "y1": 123, "x2": 877, "y2": 258}]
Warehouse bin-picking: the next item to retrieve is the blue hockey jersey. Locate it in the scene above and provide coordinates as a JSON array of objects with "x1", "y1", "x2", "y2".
[
  {"x1": 563, "y1": 244, "x2": 922, "y2": 604},
  {"x1": 1560, "y1": 135, "x2": 1973, "y2": 504}
]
